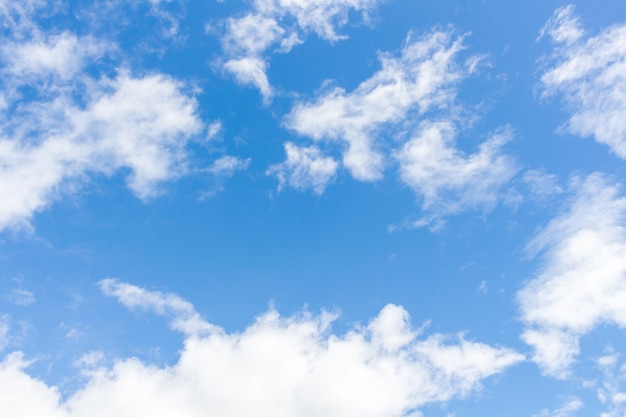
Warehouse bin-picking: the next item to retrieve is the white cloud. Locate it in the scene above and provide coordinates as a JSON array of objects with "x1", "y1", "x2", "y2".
[
  {"x1": 100, "y1": 278, "x2": 215, "y2": 337},
  {"x1": 206, "y1": 155, "x2": 250, "y2": 178},
  {"x1": 0, "y1": 72, "x2": 203, "y2": 230},
  {"x1": 286, "y1": 30, "x2": 469, "y2": 181},
  {"x1": 539, "y1": 5, "x2": 626, "y2": 159},
  {"x1": 395, "y1": 122, "x2": 517, "y2": 214},
  {"x1": 218, "y1": 0, "x2": 382, "y2": 99},
  {"x1": 267, "y1": 142, "x2": 339, "y2": 194},
  {"x1": 0, "y1": 280, "x2": 523, "y2": 417},
  {"x1": 223, "y1": 56, "x2": 273, "y2": 101},
  {"x1": 533, "y1": 397, "x2": 583, "y2": 417},
  {"x1": 517, "y1": 173, "x2": 626, "y2": 378},
  {"x1": 1, "y1": 32, "x2": 111, "y2": 81},
  {"x1": 0, "y1": 0, "x2": 220, "y2": 232},
  {"x1": 523, "y1": 169, "x2": 564, "y2": 200},
  {"x1": 6, "y1": 289, "x2": 35, "y2": 306}
]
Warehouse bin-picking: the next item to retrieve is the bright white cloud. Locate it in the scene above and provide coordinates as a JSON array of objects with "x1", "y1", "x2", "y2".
[
  {"x1": 0, "y1": 32, "x2": 111, "y2": 80},
  {"x1": 0, "y1": 0, "x2": 215, "y2": 232},
  {"x1": 395, "y1": 122, "x2": 517, "y2": 214},
  {"x1": 286, "y1": 30, "x2": 469, "y2": 181},
  {"x1": 0, "y1": 72, "x2": 203, "y2": 230},
  {"x1": 518, "y1": 173, "x2": 626, "y2": 378},
  {"x1": 100, "y1": 278, "x2": 215, "y2": 337},
  {"x1": 539, "y1": 5, "x2": 626, "y2": 159},
  {"x1": 218, "y1": 0, "x2": 382, "y2": 99},
  {"x1": 0, "y1": 280, "x2": 523, "y2": 417},
  {"x1": 267, "y1": 142, "x2": 339, "y2": 194}
]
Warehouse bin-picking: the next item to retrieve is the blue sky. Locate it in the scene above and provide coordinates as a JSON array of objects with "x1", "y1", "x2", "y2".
[{"x1": 2, "y1": 0, "x2": 626, "y2": 415}]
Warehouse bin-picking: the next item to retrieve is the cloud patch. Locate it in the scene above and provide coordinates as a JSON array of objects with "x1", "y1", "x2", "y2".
[
  {"x1": 0, "y1": 4, "x2": 206, "y2": 231},
  {"x1": 217, "y1": 0, "x2": 383, "y2": 100},
  {"x1": 518, "y1": 173, "x2": 626, "y2": 378},
  {"x1": 539, "y1": 5, "x2": 626, "y2": 159}
]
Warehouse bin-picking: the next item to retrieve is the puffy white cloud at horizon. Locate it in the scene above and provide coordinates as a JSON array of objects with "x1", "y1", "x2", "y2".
[
  {"x1": 0, "y1": 280, "x2": 523, "y2": 417},
  {"x1": 539, "y1": 4, "x2": 626, "y2": 159},
  {"x1": 218, "y1": 0, "x2": 382, "y2": 100},
  {"x1": 518, "y1": 173, "x2": 626, "y2": 378}
]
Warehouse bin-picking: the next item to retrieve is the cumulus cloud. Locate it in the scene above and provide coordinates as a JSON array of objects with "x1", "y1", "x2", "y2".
[
  {"x1": 0, "y1": 3, "x2": 207, "y2": 231},
  {"x1": 277, "y1": 29, "x2": 517, "y2": 216},
  {"x1": 539, "y1": 5, "x2": 626, "y2": 159},
  {"x1": 267, "y1": 142, "x2": 339, "y2": 194},
  {"x1": 0, "y1": 73, "x2": 203, "y2": 230},
  {"x1": 395, "y1": 122, "x2": 517, "y2": 214},
  {"x1": 218, "y1": 0, "x2": 382, "y2": 100},
  {"x1": 0, "y1": 280, "x2": 523, "y2": 417},
  {"x1": 517, "y1": 173, "x2": 626, "y2": 378},
  {"x1": 286, "y1": 30, "x2": 469, "y2": 181}
]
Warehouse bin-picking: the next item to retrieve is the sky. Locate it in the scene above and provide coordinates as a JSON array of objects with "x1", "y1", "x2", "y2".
[{"x1": 1, "y1": 0, "x2": 626, "y2": 415}]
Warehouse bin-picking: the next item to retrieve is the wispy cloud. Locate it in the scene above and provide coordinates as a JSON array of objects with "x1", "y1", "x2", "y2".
[
  {"x1": 539, "y1": 4, "x2": 626, "y2": 159},
  {"x1": 518, "y1": 173, "x2": 626, "y2": 378},
  {"x1": 216, "y1": 0, "x2": 383, "y2": 101},
  {"x1": 267, "y1": 142, "x2": 339, "y2": 194},
  {"x1": 277, "y1": 28, "x2": 517, "y2": 218}
]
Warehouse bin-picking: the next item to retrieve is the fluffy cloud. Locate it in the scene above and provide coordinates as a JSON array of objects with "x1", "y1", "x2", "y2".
[
  {"x1": 0, "y1": 280, "x2": 523, "y2": 417},
  {"x1": 267, "y1": 142, "x2": 339, "y2": 194},
  {"x1": 539, "y1": 5, "x2": 626, "y2": 159},
  {"x1": 596, "y1": 351, "x2": 626, "y2": 417},
  {"x1": 0, "y1": 3, "x2": 206, "y2": 231},
  {"x1": 518, "y1": 173, "x2": 626, "y2": 378},
  {"x1": 278, "y1": 29, "x2": 517, "y2": 215},
  {"x1": 395, "y1": 122, "x2": 517, "y2": 214},
  {"x1": 218, "y1": 0, "x2": 382, "y2": 100},
  {"x1": 0, "y1": 73, "x2": 203, "y2": 230},
  {"x1": 286, "y1": 30, "x2": 468, "y2": 181}
]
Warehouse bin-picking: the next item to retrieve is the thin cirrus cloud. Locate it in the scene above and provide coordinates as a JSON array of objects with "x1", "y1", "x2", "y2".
[
  {"x1": 539, "y1": 4, "x2": 626, "y2": 159},
  {"x1": 0, "y1": 2, "x2": 207, "y2": 231},
  {"x1": 0, "y1": 279, "x2": 523, "y2": 417},
  {"x1": 217, "y1": 0, "x2": 382, "y2": 101},
  {"x1": 517, "y1": 173, "x2": 626, "y2": 378}
]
